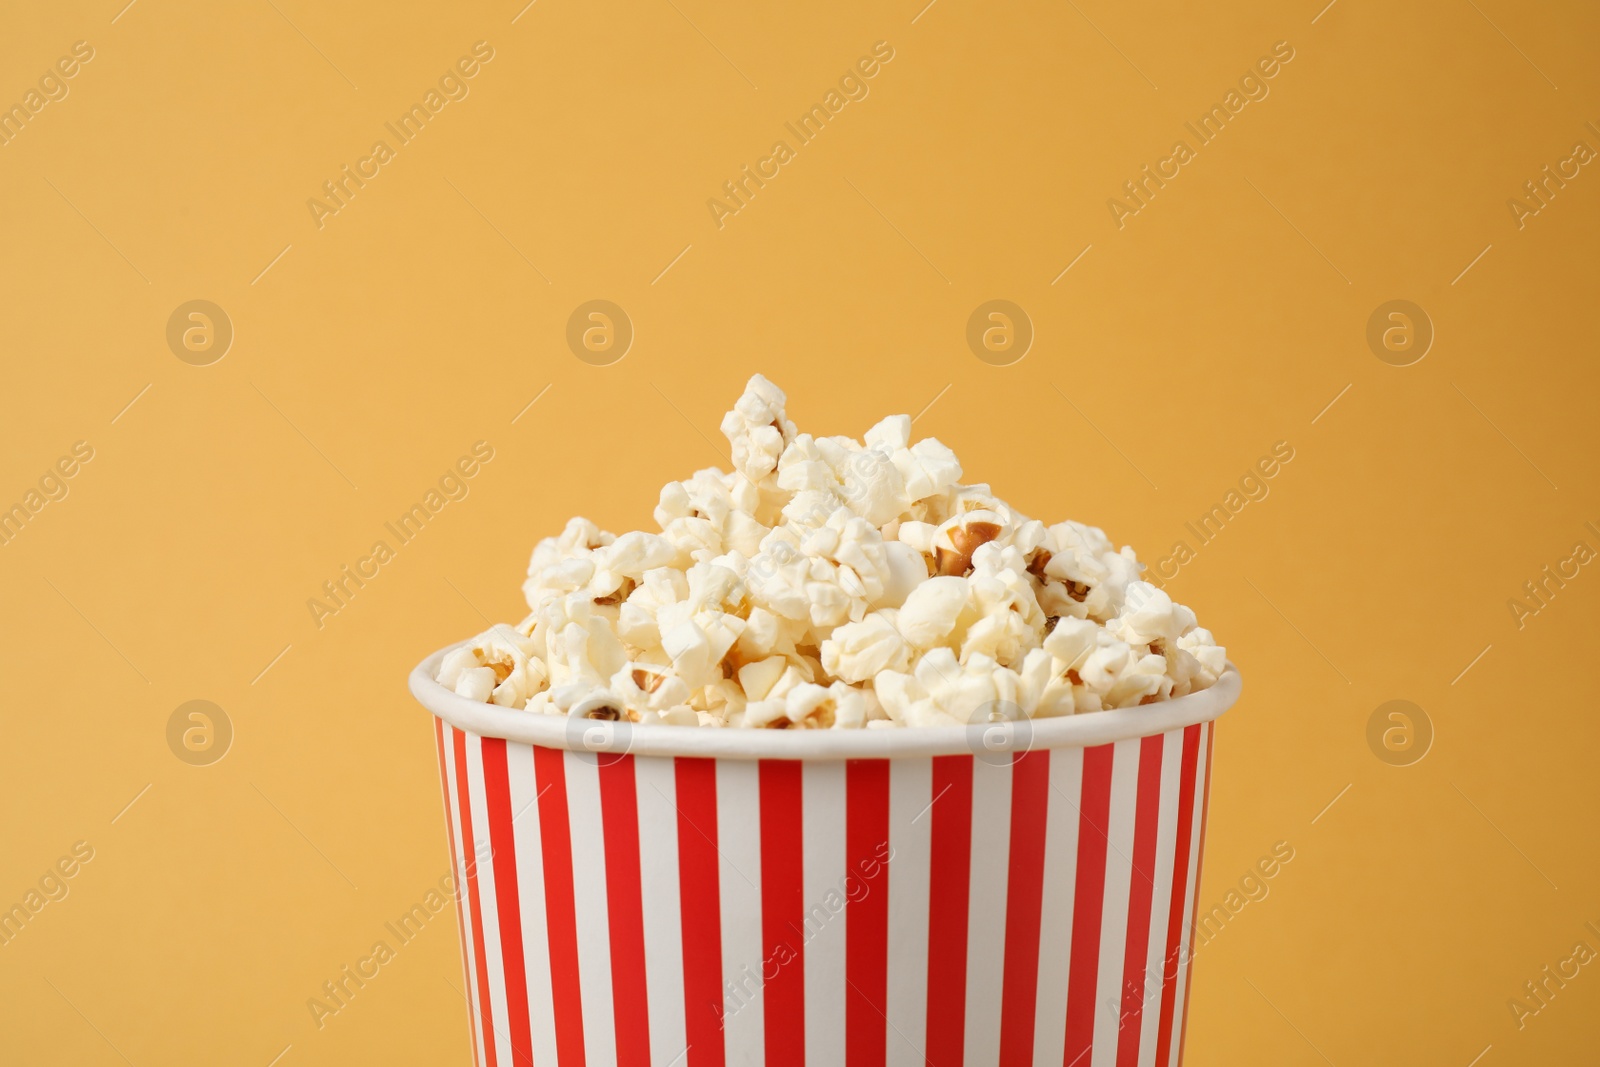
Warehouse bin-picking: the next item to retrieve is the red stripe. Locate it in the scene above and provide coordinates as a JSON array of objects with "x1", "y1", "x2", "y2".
[
  {"x1": 1115, "y1": 734, "x2": 1166, "y2": 1066},
  {"x1": 846, "y1": 759, "x2": 891, "y2": 1067},
  {"x1": 675, "y1": 758, "x2": 726, "y2": 1067},
  {"x1": 1153, "y1": 726, "x2": 1202, "y2": 1067},
  {"x1": 437, "y1": 721, "x2": 482, "y2": 1067},
  {"x1": 1176, "y1": 724, "x2": 1215, "y2": 1067},
  {"x1": 454, "y1": 728, "x2": 499, "y2": 1067},
  {"x1": 483, "y1": 739, "x2": 535, "y2": 1066},
  {"x1": 534, "y1": 746, "x2": 586, "y2": 1067},
  {"x1": 599, "y1": 756, "x2": 652, "y2": 1067},
  {"x1": 924, "y1": 755, "x2": 973, "y2": 1067},
  {"x1": 997, "y1": 749, "x2": 1053, "y2": 1063},
  {"x1": 759, "y1": 760, "x2": 806, "y2": 1066},
  {"x1": 1063, "y1": 743, "x2": 1115, "y2": 1066}
]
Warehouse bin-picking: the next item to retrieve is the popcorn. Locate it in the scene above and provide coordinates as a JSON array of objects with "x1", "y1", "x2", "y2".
[
  {"x1": 821, "y1": 611, "x2": 912, "y2": 682},
  {"x1": 438, "y1": 624, "x2": 549, "y2": 708},
  {"x1": 893, "y1": 438, "x2": 963, "y2": 502},
  {"x1": 720, "y1": 373, "x2": 796, "y2": 484},
  {"x1": 439, "y1": 376, "x2": 1226, "y2": 727},
  {"x1": 896, "y1": 577, "x2": 970, "y2": 650},
  {"x1": 1178, "y1": 628, "x2": 1226, "y2": 683},
  {"x1": 1110, "y1": 581, "x2": 1186, "y2": 646},
  {"x1": 455, "y1": 667, "x2": 498, "y2": 703}
]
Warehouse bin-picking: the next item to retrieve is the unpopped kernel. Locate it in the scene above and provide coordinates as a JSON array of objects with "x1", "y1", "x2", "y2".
[{"x1": 439, "y1": 375, "x2": 1226, "y2": 728}]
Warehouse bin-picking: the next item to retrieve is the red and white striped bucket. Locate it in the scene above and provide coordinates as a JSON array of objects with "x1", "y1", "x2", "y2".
[{"x1": 410, "y1": 646, "x2": 1239, "y2": 1067}]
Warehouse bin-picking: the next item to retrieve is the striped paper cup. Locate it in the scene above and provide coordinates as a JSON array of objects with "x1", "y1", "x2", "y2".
[{"x1": 410, "y1": 644, "x2": 1240, "y2": 1067}]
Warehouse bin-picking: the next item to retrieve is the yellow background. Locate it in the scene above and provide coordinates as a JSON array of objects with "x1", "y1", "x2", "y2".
[{"x1": 2, "y1": 0, "x2": 1597, "y2": 1063}]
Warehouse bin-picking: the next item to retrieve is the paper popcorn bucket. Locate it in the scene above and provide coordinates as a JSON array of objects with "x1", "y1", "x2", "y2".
[{"x1": 410, "y1": 645, "x2": 1240, "y2": 1067}]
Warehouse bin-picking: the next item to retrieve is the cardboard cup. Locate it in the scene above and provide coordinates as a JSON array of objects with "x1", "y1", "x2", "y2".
[{"x1": 411, "y1": 644, "x2": 1240, "y2": 1067}]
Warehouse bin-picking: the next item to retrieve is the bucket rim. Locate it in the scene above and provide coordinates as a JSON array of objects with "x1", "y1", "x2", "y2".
[{"x1": 410, "y1": 640, "x2": 1240, "y2": 761}]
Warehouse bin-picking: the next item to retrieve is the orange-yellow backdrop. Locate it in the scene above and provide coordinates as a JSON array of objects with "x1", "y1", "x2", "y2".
[{"x1": 2, "y1": 0, "x2": 1597, "y2": 1063}]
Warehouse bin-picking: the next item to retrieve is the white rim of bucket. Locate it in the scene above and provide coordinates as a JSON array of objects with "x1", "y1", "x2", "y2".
[{"x1": 410, "y1": 641, "x2": 1240, "y2": 761}]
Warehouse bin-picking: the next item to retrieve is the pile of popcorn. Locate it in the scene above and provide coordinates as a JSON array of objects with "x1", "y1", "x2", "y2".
[{"x1": 436, "y1": 376, "x2": 1225, "y2": 729}]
